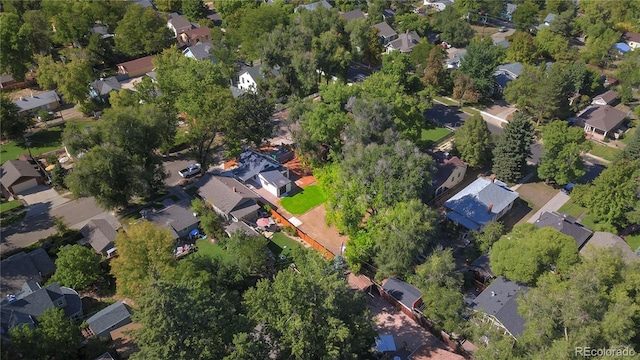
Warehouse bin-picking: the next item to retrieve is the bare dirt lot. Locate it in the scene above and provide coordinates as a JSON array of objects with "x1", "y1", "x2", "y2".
[{"x1": 296, "y1": 205, "x2": 347, "y2": 256}]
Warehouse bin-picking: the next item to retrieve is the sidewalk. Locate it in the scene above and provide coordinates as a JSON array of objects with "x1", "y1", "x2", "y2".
[{"x1": 526, "y1": 191, "x2": 570, "y2": 223}]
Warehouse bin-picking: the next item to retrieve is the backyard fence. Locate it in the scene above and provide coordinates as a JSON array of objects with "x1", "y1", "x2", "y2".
[{"x1": 269, "y1": 209, "x2": 334, "y2": 259}]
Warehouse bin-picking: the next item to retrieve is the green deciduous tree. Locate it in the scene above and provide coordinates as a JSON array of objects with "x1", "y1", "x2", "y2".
[
  {"x1": 533, "y1": 27, "x2": 569, "y2": 61},
  {"x1": 459, "y1": 37, "x2": 505, "y2": 97},
  {"x1": 224, "y1": 92, "x2": 275, "y2": 157},
  {"x1": 50, "y1": 162, "x2": 68, "y2": 189},
  {"x1": 432, "y1": 7, "x2": 475, "y2": 48},
  {"x1": 512, "y1": 0, "x2": 539, "y2": 31},
  {"x1": 221, "y1": 231, "x2": 270, "y2": 276},
  {"x1": 505, "y1": 31, "x2": 537, "y2": 64},
  {"x1": 34, "y1": 54, "x2": 92, "y2": 104},
  {"x1": 110, "y1": 221, "x2": 176, "y2": 299},
  {"x1": 492, "y1": 112, "x2": 533, "y2": 183},
  {"x1": 226, "y1": 4, "x2": 289, "y2": 60},
  {"x1": 537, "y1": 120, "x2": 591, "y2": 185},
  {"x1": 471, "y1": 221, "x2": 504, "y2": 253},
  {"x1": 453, "y1": 113, "x2": 493, "y2": 168},
  {"x1": 41, "y1": 0, "x2": 92, "y2": 46},
  {"x1": 615, "y1": 51, "x2": 640, "y2": 87},
  {"x1": 237, "y1": 249, "x2": 376, "y2": 359},
  {"x1": 491, "y1": 224, "x2": 580, "y2": 284},
  {"x1": 191, "y1": 198, "x2": 225, "y2": 239},
  {"x1": 114, "y1": 4, "x2": 173, "y2": 57},
  {"x1": 0, "y1": 93, "x2": 33, "y2": 141},
  {"x1": 182, "y1": 0, "x2": 208, "y2": 21},
  {"x1": 622, "y1": 128, "x2": 640, "y2": 161},
  {"x1": 0, "y1": 13, "x2": 32, "y2": 80},
  {"x1": 52, "y1": 245, "x2": 101, "y2": 289}
]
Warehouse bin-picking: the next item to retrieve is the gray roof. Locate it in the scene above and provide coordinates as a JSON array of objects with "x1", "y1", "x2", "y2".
[
  {"x1": 12, "y1": 91, "x2": 60, "y2": 112},
  {"x1": 233, "y1": 150, "x2": 283, "y2": 182},
  {"x1": 342, "y1": 9, "x2": 366, "y2": 22},
  {"x1": 592, "y1": 90, "x2": 618, "y2": 105},
  {"x1": 444, "y1": 177, "x2": 520, "y2": 231},
  {"x1": 579, "y1": 105, "x2": 628, "y2": 132},
  {"x1": 81, "y1": 219, "x2": 118, "y2": 253},
  {"x1": 1, "y1": 282, "x2": 81, "y2": 322},
  {"x1": 373, "y1": 22, "x2": 397, "y2": 39},
  {"x1": 229, "y1": 85, "x2": 245, "y2": 98},
  {"x1": 90, "y1": 76, "x2": 123, "y2": 96},
  {"x1": 143, "y1": 200, "x2": 199, "y2": 239},
  {"x1": 87, "y1": 301, "x2": 132, "y2": 337},
  {"x1": 260, "y1": 170, "x2": 291, "y2": 188},
  {"x1": 381, "y1": 278, "x2": 423, "y2": 310},
  {"x1": 132, "y1": 0, "x2": 154, "y2": 8},
  {"x1": 496, "y1": 62, "x2": 524, "y2": 78},
  {"x1": 581, "y1": 232, "x2": 639, "y2": 264},
  {"x1": 239, "y1": 64, "x2": 280, "y2": 84},
  {"x1": 387, "y1": 31, "x2": 420, "y2": 53},
  {"x1": 506, "y1": 3, "x2": 517, "y2": 14},
  {"x1": 544, "y1": 13, "x2": 556, "y2": 24},
  {"x1": 198, "y1": 175, "x2": 260, "y2": 216},
  {"x1": 167, "y1": 13, "x2": 193, "y2": 33},
  {"x1": 469, "y1": 276, "x2": 528, "y2": 337},
  {"x1": 0, "y1": 159, "x2": 42, "y2": 189},
  {"x1": 294, "y1": 0, "x2": 332, "y2": 12},
  {"x1": 495, "y1": 40, "x2": 510, "y2": 49},
  {"x1": 535, "y1": 211, "x2": 593, "y2": 249},
  {"x1": 183, "y1": 42, "x2": 213, "y2": 61},
  {"x1": 95, "y1": 352, "x2": 116, "y2": 360},
  {"x1": 470, "y1": 253, "x2": 494, "y2": 279},
  {"x1": 225, "y1": 221, "x2": 260, "y2": 237},
  {"x1": 1, "y1": 249, "x2": 56, "y2": 298}
]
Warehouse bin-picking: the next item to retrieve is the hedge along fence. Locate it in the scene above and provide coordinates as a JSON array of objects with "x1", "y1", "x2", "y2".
[{"x1": 269, "y1": 209, "x2": 334, "y2": 259}]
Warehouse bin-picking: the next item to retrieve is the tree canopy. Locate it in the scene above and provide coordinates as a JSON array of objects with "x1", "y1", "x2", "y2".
[
  {"x1": 114, "y1": 4, "x2": 173, "y2": 57},
  {"x1": 492, "y1": 112, "x2": 534, "y2": 183},
  {"x1": 453, "y1": 113, "x2": 493, "y2": 168},
  {"x1": 459, "y1": 37, "x2": 505, "y2": 97},
  {"x1": 0, "y1": 93, "x2": 32, "y2": 141},
  {"x1": 537, "y1": 120, "x2": 591, "y2": 185},
  {"x1": 52, "y1": 245, "x2": 101, "y2": 290}
]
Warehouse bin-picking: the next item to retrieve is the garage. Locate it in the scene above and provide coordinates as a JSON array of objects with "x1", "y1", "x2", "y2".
[{"x1": 11, "y1": 178, "x2": 39, "y2": 195}]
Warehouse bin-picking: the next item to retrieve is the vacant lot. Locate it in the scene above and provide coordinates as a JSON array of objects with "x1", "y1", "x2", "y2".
[{"x1": 280, "y1": 185, "x2": 327, "y2": 215}]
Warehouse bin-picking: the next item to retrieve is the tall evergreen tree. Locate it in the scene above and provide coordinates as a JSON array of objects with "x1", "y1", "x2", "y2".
[
  {"x1": 623, "y1": 128, "x2": 640, "y2": 161},
  {"x1": 492, "y1": 112, "x2": 533, "y2": 183}
]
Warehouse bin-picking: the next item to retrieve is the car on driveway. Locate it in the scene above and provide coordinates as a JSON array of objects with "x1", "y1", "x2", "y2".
[{"x1": 178, "y1": 163, "x2": 201, "y2": 178}]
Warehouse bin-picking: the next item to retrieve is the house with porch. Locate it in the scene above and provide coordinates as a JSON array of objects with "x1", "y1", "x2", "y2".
[
  {"x1": 198, "y1": 175, "x2": 262, "y2": 223},
  {"x1": 578, "y1": 105, "x2": 628, "y2": 139},
  {"x1": 233, "y1": 149, "x2": 292, "y2": 198},
  {"x1": 444, "y1": 177, "x2": 519, "y2": 231}
]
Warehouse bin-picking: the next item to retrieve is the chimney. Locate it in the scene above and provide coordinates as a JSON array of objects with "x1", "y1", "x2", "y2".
[
  {"x1": 232, "y1": 187, "x2": 236, "y2": 193},
  {"x1": 488, "y1": 203, "x2": 494, "y2": 213},
  {"x1": 490, "y1": 174, "x2": 495, "y2": 183}
]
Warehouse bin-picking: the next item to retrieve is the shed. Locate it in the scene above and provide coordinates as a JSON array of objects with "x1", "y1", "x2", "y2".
[
  {"x1": 87, "y1": 301, "x2": 132, "y2": 338},
  {"x1": 381, "y1": 278, "x2": 423, "y2": 311}
]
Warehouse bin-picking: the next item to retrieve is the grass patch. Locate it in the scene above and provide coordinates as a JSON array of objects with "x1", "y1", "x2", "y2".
[
  {"x1": 626, "y1": 233, "x2": 640, "y2": 253},
  {"x1": 557, "y1": 199, "x2": 587, "y2": 218},
  {"x1": 0, "y1": 127, "x2": 64, "y2": 162},
  {"x1": 433, "y1": 96, "x2": 457, "y2": 106},
  {"x1": 195, "y1": 238, "x2": 230, "y2": 261},
  {"x1": 0, "y1": 200, "x2": 23, "y2": 214},
  {"x1": 421, "y1": 127, "x2": 453, "y2": 143},
  {"x1": 268, "y1": 232, "x2": 303, "y2": 267},
  {"x1": 280, "y1": 185, "x2": 327, "y2": 215},
  {"x1": 588, "y1": 143, "x2": 623, "y2": 162},
  {"x1": 0, "y1": 211, "x2": 26, "y2": 227},
  {"x1": 620, "y1": 127, "x2": 636, "y2": 145},
  {"x1": 580, "y1": 214, "x2": 598, "y2": 230}
]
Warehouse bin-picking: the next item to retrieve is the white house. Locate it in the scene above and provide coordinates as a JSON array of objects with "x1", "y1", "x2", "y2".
[
  {"x1": 623, "y1": 32, "x2": 640, "y2": 50},
  {"x1": 237, "y1": 65, "x2": 280, "y2": 92},
  {"x1": 232, "y1": 149, "x2": 292, "y2": 197}
]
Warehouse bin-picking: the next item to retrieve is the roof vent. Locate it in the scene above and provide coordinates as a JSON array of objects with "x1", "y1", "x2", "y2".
[{"x1": 491, "y1": 291, "x2": 496, "y2": 297}]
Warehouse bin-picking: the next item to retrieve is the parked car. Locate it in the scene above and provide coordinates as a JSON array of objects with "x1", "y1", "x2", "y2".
[
  {"x1": 562, "y1": 183, "x2": 575, "y2": 194},
  {"x1": 498, "y1": 26, "x2": 507, "y2": 32},
  {"x1": 178, "y1": 163, "x2": 202, "y2": 178}
]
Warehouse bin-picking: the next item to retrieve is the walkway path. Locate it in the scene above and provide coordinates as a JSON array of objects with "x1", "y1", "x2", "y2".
[{"x1": 526, "y1": 191, "x2": 571, "y2": 223}]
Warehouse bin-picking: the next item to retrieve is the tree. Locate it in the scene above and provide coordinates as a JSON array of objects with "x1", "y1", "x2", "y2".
[
  {"x1": 52, "y1": 245, "x2": 101, "y2": 289},
  {"x1": 34, "y1": 54, "x2": 92, "y2": 104},
  {"x1": 0, "y1": 13, "x2": 32, "y2": 80},
  {"x1": 512, "y1": 0, "x2": 539, "y2": 31},
  {"x1": 191, "y1": 198, "x2": 225, "y2": 239},
  {"x1": 432, "y1": 7, "x2": 475, "y2": 48},
  {"x1": 41, "y1": 0, "x2": 92, "y2": 46},
  {"x1": 548, "y1": 9, "x2": 576, "y2": 39},
  {"x1": 0, "y1": 93, "x2": 33, "y2": 141},
  {"x1": 453, "y1": 114, "x2": 493, "y2": 168},
  {"x1": 224, "y1": 92, "x2": 275, "y2": 157},
  {"x1": 471, "y1": 221, "x2": 504, "y2": 253},
  {"x1": 312, "y1": 30, "x2": 352, "y2": 84},
  {"x1": 221, "y1": 231, "x2": 270, "y2": 276},
  {"x1": 459, "y1": 37, "x2": 505, "y2": 97},
  {"x1": 226, "y1": 5, "x2": 289, "y2": 60},
  {"x1": 622, "y1": 128, "x2": 640, "y2": 161},
  {"x1": 422, "y1": 46, "x2": 450, "y2": 93},
  {"x1": 237, "y1": 249, "x2": 376, "y2": 359},
  {"x1": 491, "y1": 224, "x2": 580, "y2": 284},
  {"x1": 373, "y1": 200, "x2": 438, "y2": 279},
  {"x1": 492, "y1": 112, "x2": 533, "y2": 183},
  {"x1": 155, "y1": 0, "x2": 183, "y2": 12},
  {"x1": 114, "y1": 4, "x2": 172, "y2": 57},
  {"x1": 50, "y1": 162, "x2": 68, "y2": 189},
  {"x1": 131, "y1": 280, "x2": 241, "y2": 360},
  {"x1": 61, "y1": 121, "x2": 101, "y2": 158},
  {"x1": 505, "y1": 31, "x2": 537, "y2": 64},
  {"x1": 580, "y1": 27, "x2": 620, "y2": 67},
  {"x1": 9, "y1": 307, "x2": 82, "y2": 360},
  {"x1": 410, "y1": 249, "x2": 465, "y2": 332},
  {"x1": 110, "y1": 221, "x2": 176, "y2": 299},
  {"x1": 182, "y1": 0, "x2": 208, "y2": 21},
  {"x1": 21, "y1": 10, "x2": 54, "y2": 56},
  {"x1": 537, "y1": 121, "x2": 590, "y2": 184},
  {"x1": 452, "y1": 72, "x2": 480, "y2": 106},
  {"x1": 395, "y1": 13, "x2": 430, "y2": 36},
  {"x1": 615, "y1": 51, "x2": 640, "y2": 87},
  {"x1": 533, "y1": 27, "x2": 569, "y2": 61}
]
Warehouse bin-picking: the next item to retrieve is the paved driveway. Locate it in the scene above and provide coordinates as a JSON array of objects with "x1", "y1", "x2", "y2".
[
  {"x1": 527, "y1": 191, "x2": 570, "y2": 223},
  {"x1": 19, "y1": 185, "x2": 69, "y2": 207}
]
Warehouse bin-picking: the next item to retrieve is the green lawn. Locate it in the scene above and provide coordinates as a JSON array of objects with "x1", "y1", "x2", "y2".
[
  {"x1": 195, "y1": 238, "x2": 230, "y2": 260},
  {"x1": 421, "y1": 127, "x2": 453, "y2": 144},
  {"x1": 557, "y1": 200, "x2": 587, "y2": 218},
  {"x1": 280, "y1": 185, "x2": 327, "y2": 215},
  {"x1": 0, "y1": 200, "x2": 23, "y2": 214},
  {"x1": 588, "y1": 143, "x2": 623, "y2": 162},
  {"x1": 268, "y1": 232, "x2": 304, "y2": 266},
  {"x1": 626, "y1": 233, "x2": 640, "y2": 253},
  {"x1": 620, "y1": 127, "x2": 636, "y2": 145}
]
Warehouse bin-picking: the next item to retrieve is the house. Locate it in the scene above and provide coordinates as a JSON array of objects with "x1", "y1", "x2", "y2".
[
  {"x1": 431, "y1": 151, "x2": 467, "y2": 198},
  {"x1": 446, "y1": 51, "x2": 466, "y2": 70},
  {"x1": 380, "y1": 278, "x2": 424, "y2": 315},
  {"x1": 581, "y1": 232, "x2": 639, "y2": 264},
  {"x1": 0, "y1": 159, "x2": 44, "y2": 197},
  {"x1": 86, "y1": 301, "x2": 132, "y2": 338},
  {"x1": 117, "y1": 55, "x2": 155, "y2": 78},
  {"x1": 142, "y1": 200, "x2": 200, "y2": 240},
  {"x1": 534, "y1": 211, "x2": 593, "y2": 249},
  {"x1": 237, "y1": 64, "x2": 280, "y2": 92},
  {"x1": 591, "y1": 90, "x2": 618, "y2": 106},
  {"x1": 183, "y1": 42, "x2": 215, "y2": 61},
  {"x1": 469, "y1": 254, "x2": 495, "y2": 284},
  {"x1": 198, "y1": 175, "x2": 262, "y2": 222},
  {"x1": 90, "y1": 24, "x2": 113, "y2": 39},
  {"x1": 166, "y1": 12, "x2": 194, "y2": 37},
  {"x1": 79, "y1": 217, "x2": 120, "y2": 257},
  {"x1": 382, "y1": 9, "x2": 395, "y2": 22},
  {"x1": 423, "y1": 0, "x2": 453, "y2": 12},
  {"x1": 0, "y1": 74, "x2": 16, "y2": 89},
  {"x1": 132, "y1": 0, "x2": 155, "y2": 8},
  {"x1": 504, "y1": 3, "x2": 517, "y2": 21},
  {"x1": 386, "y1": 30, "x2": 420, "y2": 53},
  {"x1": 263, "y1": 144, "x2": 295, "y2": 164},
  {"x1": 612, "y1": 42, "x2": 632, "y2": 56},
  {"x1": 373, "y1": 22, "x2": 398, "y2": 45},
  {"x1": 89, "y1": 75, "x2": 127, "y2": 101},
  {"x1": 578, "y1": 105, "x2": 628, "y2": 139},
  {"x1": 294, "y1": 0, "x2": 332, "y2": 13},
  {"x1": 177, "y1": 26, "x2": 210, "y2": 48},
  {"x1": 444, "y1": 177, "x2": 520, "y2": 231},
  {"x1": 207, "y1": 11, "x2": 223, "y2": 26},
  {"x1": 95, "y1": 352, "x2": 116, "y2": 360},
  {"x1": 233, "y1": 149, "x2": 292, "y2": 197},
  {"x1": 494, "y1": 62, "x2": 524, "y2": 90},
  {"x1": 110, "y1": 323, "x2": 141, "y2": 359},
  {"x1": 408, "y1": 344, "x2": 465, "y2": 360},
  {"x1": 623, "y1": 32, "x2": 640, "y2": 50},
  {"x1": 0, "y1": 249, "x2": 56, "y2": 299},
  {"x1": 0, "y1": 281, "x2": 82, "y2": 334},
  {"x1": 12, "y1": 90, "x2": 60, "y2": 115},
  {"x1": 467, "y1": 276, "x2": 528, "y2": 338},
  {"x1": 341, "y1": 9, "x2": 366, "y2": 22},
  {"x1": 536, "y1": 13, "x2": 556, "y2": 30}
]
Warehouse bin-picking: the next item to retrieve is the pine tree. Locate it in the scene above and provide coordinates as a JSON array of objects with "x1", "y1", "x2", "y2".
[
  {"x1": 623, "y1": 128, "x2": 640, "y2": 161},
  {"x1": 492, "y1": 112, "x2": 533, "y2": 183}
]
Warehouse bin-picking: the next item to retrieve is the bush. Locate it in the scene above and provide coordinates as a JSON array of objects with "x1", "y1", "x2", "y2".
[{"x1": 282, "y1": 226, "x2": 298, "y2": 237}]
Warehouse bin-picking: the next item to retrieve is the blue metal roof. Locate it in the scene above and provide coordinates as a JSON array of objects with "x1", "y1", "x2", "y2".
[{"x1": 613, "y1": 43, "x2": 631, "y2": 53}]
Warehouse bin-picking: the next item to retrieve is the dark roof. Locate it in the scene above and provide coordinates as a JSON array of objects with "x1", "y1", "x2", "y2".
[
  {"x1": 81, "y1": 219, "x2": 118, "y2": 253},
  {"x1": 198, "y1": 175, "x2": 260, "y2": 216},
  {"x1": 341, "y1": 9, "x2": 366, "y2": 22},
  {"x1": 167, "y1": 13, "x2": 193, "y2": 33},
  {"x1": 90, "y1": 76, "x2": 123, "y2": 96},
  {"x1": 469, "y1": 276, "x2": 528, "y2": 337},
  {"x1": 543, "y1": 13, "x2": 556, "y2": 24},
  {"x1": 225, "y1": 221, "x2": 260, "y2": 237},
  {"x1": 470, "y1": 253, "x2": 494, "y2": 279},
  {"x1": 117, "y1": 55, "x2": 155, "y2": 75},
  {"x1": 87, "y1": 301, "x2": 132, "y2": 337},
  {"x1": 623, "y1": 31, "x2": 640, "y2": 43},
  {"x1": 0, "y1": 159, "x2": 41, "y2": 189},
  {"x1": 592, "y1": 90, "x2": 618, "y2": 105},
  {"x1": 142, "y1": 200, "x2": 199, "y2": 239},
  {"x1": 496, "y1": 62, "x2": 523, "y2": 78},
  {"x1": 381, "y1": 278, "x2": 423, "y2": 310},
  {"x1": 387, "y1": 31, "x2": 420, "y2": 53},
  {"x1": 259, "y1": 170, "x2": 291, "y2": 188},
  {"x1": 444, "y1": 178, "x2": 520, "y2": 230},
  {"x1": 432, "y1": 151, "x2": 467, "y2": 188},
  {"x1": 233, "y1": 150, "x2": 283, "y2": 182},
  {"x1": 579, "y1": 105, "x2": 628, "y2": 132},
  {"x1": 184, "y1": 42, "x2": 213, "y2": 60},
  {"x1": 94, "y1": 352, "x2": 115, "y2": 360},
  {"x1": 2, "y1": 282, "x2": 80, "y2": 320},
  {"x1": 12, "y1": 91, "x2": 60, "y2": 113},
  {"x1": 373, "y1": 22, "x2": 397, "y2": 39},
  {"x1": 534, "y1": 211, "x2": 593, "y2": 249},
  {"x1": 238, "y1": 65, "x2": 280, "y2": 83},
  {"x1": 1, "y1": 249, "x2": 56, "y2": 298}
]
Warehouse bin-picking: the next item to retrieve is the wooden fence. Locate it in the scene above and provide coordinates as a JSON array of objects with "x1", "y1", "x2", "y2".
[{"x1": 269, "y1": 209, "x2": 334, "y2": 259}]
